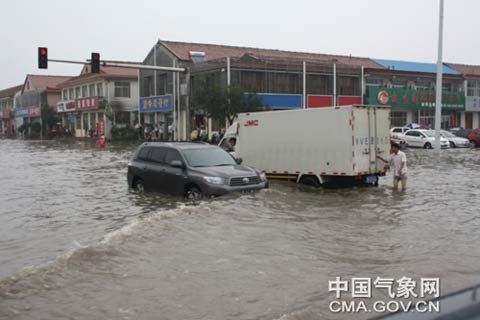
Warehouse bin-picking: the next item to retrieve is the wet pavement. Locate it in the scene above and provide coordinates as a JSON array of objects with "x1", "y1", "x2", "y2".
[{"x1": 0, "y1": 139, "x2": 479, "y2": 320}]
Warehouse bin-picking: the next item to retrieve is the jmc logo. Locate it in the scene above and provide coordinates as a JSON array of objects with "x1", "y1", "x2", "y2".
[{"x1": 244, "y1": 120, "x2": 259, "y2": 127}]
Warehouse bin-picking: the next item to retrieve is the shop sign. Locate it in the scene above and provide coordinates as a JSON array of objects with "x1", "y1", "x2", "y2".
[
  {"x1": 57, "y1": 100, "x2": 76, "y2": 113},
  {"x1": 139, "y1": 95, "x2": 172, "y2": 113},
  {"x1": 76, "y1": 97, "x2": 98, "y2": 111},
  {"x1": 1, "y1": 110, "x2": 10, "y2": 119},
  {"x1": 28, "y1": 107, "x2": 41, "y2": 117},
  {"x1": 368, "y1": 87, "x2": 465, "y2": 110},
  {"x1": 466, "y1": 96, "x2": 480, "y2": 112},
  {"x1": 96, "y1": 119, "x2": 105, "y2": 135},
  {"x1": 15, "y1": 108, "x2": 29, "y2": 117}
]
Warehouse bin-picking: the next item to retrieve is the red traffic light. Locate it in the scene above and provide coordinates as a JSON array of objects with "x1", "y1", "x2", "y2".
[{"x1": 38, "y1": 47, "x2": 48, "y2": 69}]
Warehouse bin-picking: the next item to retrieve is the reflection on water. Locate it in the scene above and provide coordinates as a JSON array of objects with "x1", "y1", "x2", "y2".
[{"x1": 0, "y1": 140, "x2": 479, "y2": 320}]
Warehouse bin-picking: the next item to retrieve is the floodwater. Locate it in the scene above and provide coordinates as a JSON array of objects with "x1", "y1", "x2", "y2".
[{"x1": 0, "y1": 139, "x2": 479, "y2": 320}]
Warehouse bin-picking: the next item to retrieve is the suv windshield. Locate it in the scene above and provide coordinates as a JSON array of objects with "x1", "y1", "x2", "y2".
[{"x1": 183, "y1": 148, "x2": 236, "y2": 167}]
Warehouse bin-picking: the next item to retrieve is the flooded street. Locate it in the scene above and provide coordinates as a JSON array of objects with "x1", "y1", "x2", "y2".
[{"x1": 1, "y1": 139, "x2": 480, "y2": 320}]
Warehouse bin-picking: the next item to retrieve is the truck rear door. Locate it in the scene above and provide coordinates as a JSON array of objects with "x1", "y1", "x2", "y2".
[{"x1": 353, "y1": 106, "x2": 390, "y2": 175}]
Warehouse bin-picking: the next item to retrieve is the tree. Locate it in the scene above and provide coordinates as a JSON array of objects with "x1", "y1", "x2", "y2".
[{"x1": 192, "y1": 77, "x2": 265, "y2": 126}]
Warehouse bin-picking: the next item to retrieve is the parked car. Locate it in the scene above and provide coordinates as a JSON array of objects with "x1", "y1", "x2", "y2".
[
  {"x1": 127, "y1": 142, "x2": 268, "y2": 198},
  {"x1": 440, "y1": 130, "x2": 471, "y2": 148},
  {"x1": 389, "y1": 127, "x2": 409, "y2": 145},
  {"x1": 467, "y1": 128, "x2": 480, "y2": 147},
  {"x1": 449, "y1": 127, "x2": 473, "y2": 139},
  {"x1": 403, "y1": 129, "x2": 449, "y2": 149}
]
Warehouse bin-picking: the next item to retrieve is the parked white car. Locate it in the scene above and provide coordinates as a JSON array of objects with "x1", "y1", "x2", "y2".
[
  {"x1": 390, "y1": 127, "x2": 409, "y2": 145},
  {"x1": 440, "y1": 130, "x2": 471, "y2": 148},
  {"x1": 403, "y1": 129, "x2": 449, "y2": 149}
]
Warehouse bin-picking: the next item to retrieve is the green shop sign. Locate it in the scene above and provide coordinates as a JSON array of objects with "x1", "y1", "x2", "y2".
[{"x1": 368, "y1": 87, "x2": 465, "y2": 111}]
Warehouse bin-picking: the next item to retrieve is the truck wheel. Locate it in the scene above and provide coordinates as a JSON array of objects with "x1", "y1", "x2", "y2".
[
  {"x1": 185, "y1": 186, "x2": 203, "y2": 200},
  {"x1": 299, "y1": 176, "x2": 321, "y2": 188},
  {"x1": 424, "y1": 142, "x2": 432, "y2": 149},
  {"x1": 133, "y1": 178, "x2": 145, "y2": 193}
]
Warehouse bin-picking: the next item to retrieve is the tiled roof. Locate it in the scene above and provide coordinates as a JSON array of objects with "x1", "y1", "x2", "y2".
[
  {"x1": 57, "y1": 64, "x2": 138, "y2": 88},
  {"x1": 374, "y1": 59, "x2": 461, "y2": 75},
  {"x1": 159, "y1": 40, "x2": 383, "y2": 68},
  {"x1": 25, "y1": 75, "x2": 72, "y2": 92},
  {"x1": 446, "y1": 63, "x2": 480, "y2": 77},
  {"x1": 0, "y1": 84, "x2": 23, "y2": 99}
]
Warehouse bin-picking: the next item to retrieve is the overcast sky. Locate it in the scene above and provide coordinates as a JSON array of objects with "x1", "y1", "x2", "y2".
[{"x1": 1, "y1": 0, "x2": 478, "y2": 89}]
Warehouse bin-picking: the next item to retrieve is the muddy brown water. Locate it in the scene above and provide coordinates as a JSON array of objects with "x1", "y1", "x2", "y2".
[{"x1": 0, "y1": 139, "x2": 479, "y2": 320}]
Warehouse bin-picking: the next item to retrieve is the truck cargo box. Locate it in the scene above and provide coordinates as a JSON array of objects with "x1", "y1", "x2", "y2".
[{"x1": 220, "y1": 105, "x2": 391, "y2": 186}]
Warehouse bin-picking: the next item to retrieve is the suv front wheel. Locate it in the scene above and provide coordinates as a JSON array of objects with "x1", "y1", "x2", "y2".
[
  {"x1": 185, "y1": 186, "x2": 203, "y2": 200},
  {"x1": 133, "y1": 178, "x2": 145, "y2": 193}
]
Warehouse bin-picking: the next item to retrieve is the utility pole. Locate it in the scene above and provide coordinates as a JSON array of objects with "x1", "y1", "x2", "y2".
[{"x1": 434, "y1": 0, "x2": 444, "y2": 149}]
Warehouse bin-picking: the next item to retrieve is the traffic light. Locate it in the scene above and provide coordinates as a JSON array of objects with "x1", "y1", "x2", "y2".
[
  {"x1": 38, "y1": 47, "x2": 48, "y2": 69},
  {"x1": 91, "y1": 52, "x2": 100, "y2": 73}
]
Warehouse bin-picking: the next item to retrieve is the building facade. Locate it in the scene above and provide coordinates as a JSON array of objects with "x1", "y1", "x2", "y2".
[
  {"x1": 140, "y1": 40, "x2": 382, "y2": 140},
  {"x1": 15, "y1": 75, "x2": 71, "y2": 134},
  {"x1": 365, "y1": 59, "x2": 465, "y2": 129},
  {"x1": 0, "y1": 84, "x2": 22, "y2": 137},
  {"x1": 56, "y1": 63, "x2": 139, "y2": 138},
  {"x1": 446, "y1": 63, "x2": 480, "y2": 129}
]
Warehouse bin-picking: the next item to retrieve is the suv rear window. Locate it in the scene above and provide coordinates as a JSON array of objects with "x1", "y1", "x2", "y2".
[
  {"x1": 164, "y1": 149, "x2": 182, "y2": 165},
  {"x1": 149, "y1": 147, "x2": 167, "y2": 163},
  {"x1": 137, "y1": 147, "x2": 151, "y2": 161}
]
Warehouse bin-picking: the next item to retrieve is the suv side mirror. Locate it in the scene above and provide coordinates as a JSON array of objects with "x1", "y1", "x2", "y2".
[
  {"x1": 170, "y1": 160, "x2": 184, "y2": 168},
  {"x1": 235, "y1": 157, "x2": 243, "y2": 165}
]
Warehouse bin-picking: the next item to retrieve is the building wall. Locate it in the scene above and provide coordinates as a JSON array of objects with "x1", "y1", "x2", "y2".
[{"x1": 105, "y1": 80, "x2": 139, "y2": 112}]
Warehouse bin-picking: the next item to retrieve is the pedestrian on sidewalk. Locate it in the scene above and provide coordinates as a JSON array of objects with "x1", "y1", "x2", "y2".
[{"x1": 377, "y1": 142, "x2": 408, "y2": 191}]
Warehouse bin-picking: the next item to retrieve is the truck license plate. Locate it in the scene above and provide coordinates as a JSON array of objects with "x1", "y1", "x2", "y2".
[{"x1": 366, "y1": 175, "x2": 377, "y2": 184}]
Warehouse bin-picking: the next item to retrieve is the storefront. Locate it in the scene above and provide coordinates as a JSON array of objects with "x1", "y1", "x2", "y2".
[
  {"x1": 465, "y1": 96, "x2": 480, "y2": 129},
  {"x1": 368, "y1": 87, "x2": 465, "y2": 129},
  {"x1": 57, "y1": 96, "x2": 106, "y2": 137},
  {"x1": 139, "y1": 94, "x2": 173, "y2": 136}
]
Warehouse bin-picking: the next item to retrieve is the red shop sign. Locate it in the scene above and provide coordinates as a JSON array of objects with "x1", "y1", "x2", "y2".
[
  {"x1": 96, "y1": 119, "x2": 105, "y2": 135},
  {"x1": 76, "y1": 97, "x2": 98, "y2": 110}
]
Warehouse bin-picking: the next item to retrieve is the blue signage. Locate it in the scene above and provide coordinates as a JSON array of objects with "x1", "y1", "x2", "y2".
[
  {"x1": 139, "y1": 95, "x2": 173, "y2": 113},
  {"x1": 254, "y1": 94, "x2": 302, "y2": 110},
  {"x1": 15, "y1": 108, "x2": 29, "y2": 117}
]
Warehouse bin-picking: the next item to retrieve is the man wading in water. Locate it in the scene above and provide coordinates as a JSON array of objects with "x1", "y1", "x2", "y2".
[{"x1": 377, "y1": 142, "x2": 408, "y2": 191}]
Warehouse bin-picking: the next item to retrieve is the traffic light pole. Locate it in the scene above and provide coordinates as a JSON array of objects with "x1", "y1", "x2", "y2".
[{"x1": 47, "y1": 58, "x2": 186, "y2": 73}]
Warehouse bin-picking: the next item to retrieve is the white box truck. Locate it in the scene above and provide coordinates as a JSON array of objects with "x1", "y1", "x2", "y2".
[{"x1": 219, "y1": 105, "x2": 391, "y2": 187}]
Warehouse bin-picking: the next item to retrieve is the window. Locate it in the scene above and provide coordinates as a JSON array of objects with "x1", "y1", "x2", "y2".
[
  {"x1": 97, "y1": 83, "x2": 103, "y2": 97},
  {"x1": 63, "y1": 89, "x2": 67, "y2": 100},
  {"x1": 391, "y1": 112, "x2": 407, "y2": 127},
  {"x1": 75, "y1": 87, "x2": 80, "y2": 98},
  {"x1": 337, "y1": 76, "x2": 360, "y2": 95},
  {"x1": 89, "y1": 84, "x2": 96, "y2": 96},
  {"x1": 69, "y1": 88, "x2": 74, "y2": 100},
  {"x1": 405, "y1": 131, "x2": 417, "y2": 137},
  {"x1": 114, "y1": 81, "x2": 131, "y2": 98},
  {"x1": 149, "y1": 147, "x2": 167, "y2": 163},
  {"x1": 467, "y1": 80, "x2": 480, "y2": 96},
  {"x1": 392, "y1": 128, "x2": 403, "y2": 133},
  {"x1": 137, "y1": 147, "x2": 151, "y2": 161},
  {"x1": 164, "y1": 149, "x2": 182, "y2": 165},
  {"x1": 82, "y1": 85, "x2": 88, "y2": 97}
]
